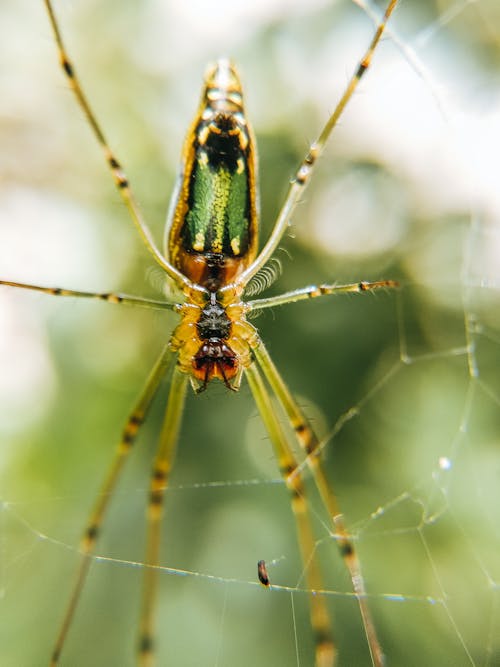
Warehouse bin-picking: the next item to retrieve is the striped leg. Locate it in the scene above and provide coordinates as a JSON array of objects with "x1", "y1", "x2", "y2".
[
  {"x1": 253, "y1": 340, "x2": 385, "y2": 667},
  {"x1": 247, "y1": 280, "x2": 398, "y2": 312},
  {"x1": 246, "y1": 362, "x2": 336, "y2": 667},
  {"x1": 0, "y1": 279, "x2": 177, "y2": 311},
  {"x1": 228, "y1": 0, "x2": 399, "y2": 291},
  {"x1": 43, "y1": 0, "x2": 188, "y2": 288},
  {"x1": 138, "y1": 368, "x2": 188, "y2": 666},
  {"x1": 50, "y1": 344, "x2": 175, "y2": 666}
]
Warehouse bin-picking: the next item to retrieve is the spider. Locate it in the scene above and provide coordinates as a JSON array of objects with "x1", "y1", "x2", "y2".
[{"x1": 2, "y1": 1, "x2": 399, "y2": 665}]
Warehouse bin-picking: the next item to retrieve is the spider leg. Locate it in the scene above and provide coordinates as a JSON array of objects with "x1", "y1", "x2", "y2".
[
  {"x1": 0, "y1": 279, "x2": 179, "y2": 311},
  {"x1": 138, "y1": 368, "x2": 188, "y2": 666},
  {"x1": 50, "y1": 344, "x2": 175, "y2": 666},
  {"x1": 246, "y1": 360, "x2": 336, "y2": 667},
  {"x1": 226, "y1": 0, "x2": 398, "y2": 293},
  {"x1": 247, "y1": 279, "x2": 398, "y2": 311},
  {"x1": 253, "y1": 339, "x2": 385, "y2": 667},
  {"x1": 43, "y1": 0, "x2": 191, "y2": 289}
]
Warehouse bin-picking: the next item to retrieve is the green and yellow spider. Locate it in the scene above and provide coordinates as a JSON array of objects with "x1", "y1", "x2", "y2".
[{"x1": 2, "y1": 1, "x2": 399, "y2": 665}]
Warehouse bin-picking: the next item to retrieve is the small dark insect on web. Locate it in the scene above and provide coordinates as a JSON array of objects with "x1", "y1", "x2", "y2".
[{"x1": 258, "y1": 559, "x2": 271, "y2": 587}]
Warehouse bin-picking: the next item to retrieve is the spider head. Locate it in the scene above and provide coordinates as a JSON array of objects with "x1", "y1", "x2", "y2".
[{"x1": 193, "y1": 338, "x2": 239, "y2": 391}]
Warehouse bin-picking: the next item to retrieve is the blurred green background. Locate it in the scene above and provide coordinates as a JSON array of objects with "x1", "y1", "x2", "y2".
[{"x1": 1, "y1": 0, "x2": 500, "y2": 665}]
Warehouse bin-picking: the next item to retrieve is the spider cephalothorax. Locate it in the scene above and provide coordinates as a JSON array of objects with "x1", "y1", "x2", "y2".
[
  {"x1": 193, "y1": 292, "x2": 238, "y2": 390},
  {"x1": 171, "y1": 286, "x2": 256, "y2": 392}
]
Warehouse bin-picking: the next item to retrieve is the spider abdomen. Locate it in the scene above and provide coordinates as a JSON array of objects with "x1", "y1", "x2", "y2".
[{"x1": 166, "y1": 60, "x2": 259, "y2": 291}]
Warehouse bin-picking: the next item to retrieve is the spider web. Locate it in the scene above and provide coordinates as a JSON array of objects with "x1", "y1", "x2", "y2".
[{"x1": 1, "y1": 0, "x2": 500, "y2": 665}]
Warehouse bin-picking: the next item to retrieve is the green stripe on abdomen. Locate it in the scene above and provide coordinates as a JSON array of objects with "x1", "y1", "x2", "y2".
[{"x1": 184, "y1": 149, "x2": 250, "y2": 258}]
